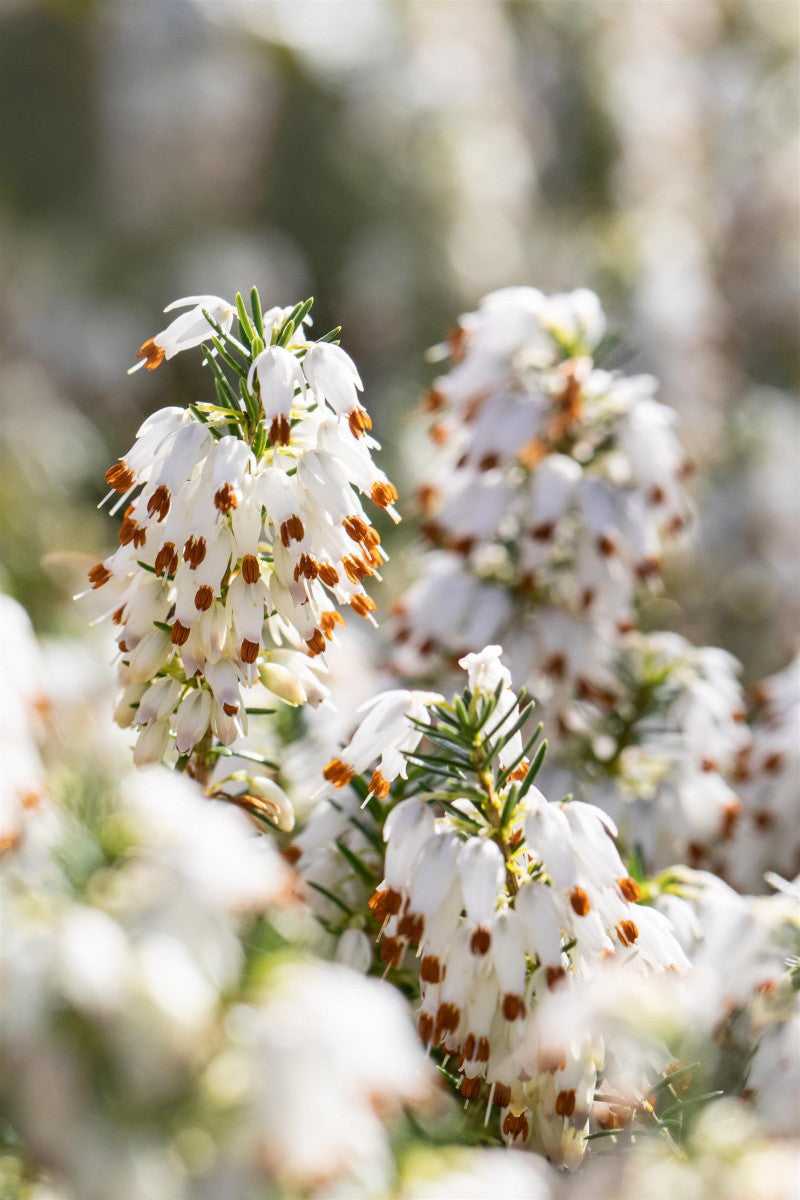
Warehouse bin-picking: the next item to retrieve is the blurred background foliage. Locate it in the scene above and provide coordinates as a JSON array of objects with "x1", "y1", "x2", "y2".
[{"x1": 0, "y1": 0, "x2": 797, "y2": 677}]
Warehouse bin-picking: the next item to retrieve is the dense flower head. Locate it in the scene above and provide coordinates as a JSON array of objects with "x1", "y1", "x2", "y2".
[
  {"x1": 82, "y1": 291, "x2": 399, "y2": 772},
  {"x1": 394, "y1": 286, "x2": 691, "y2": 677},
  {"x1": 295, "y1": 645, "x2": 689, "y2": 1166},
  {"x1": 721, "y1": 656, "x2": 800, "y2": 891},
  {"x1": 547, "y1": 631, "x2": 752, "y2": 874}
]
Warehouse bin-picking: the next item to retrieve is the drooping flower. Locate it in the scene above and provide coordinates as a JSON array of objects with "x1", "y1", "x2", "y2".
[{"x1": 128, "y1": 294, "x2": 236, "y2": 373}]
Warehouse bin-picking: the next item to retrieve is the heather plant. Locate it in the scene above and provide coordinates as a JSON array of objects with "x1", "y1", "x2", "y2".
[{"x1": 1, "y1": 285, "x2": 797, "y2": 1200}]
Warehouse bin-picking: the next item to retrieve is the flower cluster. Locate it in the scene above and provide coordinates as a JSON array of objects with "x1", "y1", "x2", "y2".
[
  {"x1": 296, "y1": 646, "x2": 688, "y2": 1167},
  {"x1": 549, "y1": 632, "x2": 752, "y2": 874},
  {"x1": 723, "y1": 656, "x2": 800, "y2": 891},
  {"x1": 394, "y1": 286, "x2": 691, "y2": 677},
  {"x1": 392, "y1": 287, "x2": 763, "y2": 881},
  {"x1": 82, "y1": 291, "x2": 399, "y2": 776}
]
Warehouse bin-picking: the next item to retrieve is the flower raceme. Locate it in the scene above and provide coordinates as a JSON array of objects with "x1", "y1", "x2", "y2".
[
  {"x1": 82, "y1": 290, "x2": 399, "y2": 776},
  {"x1": 394, "y1": 286, "x2": 692, "y2": 675},
  {"x1": 292, "y1": 645, "x2": 689, "y2": 1166}
]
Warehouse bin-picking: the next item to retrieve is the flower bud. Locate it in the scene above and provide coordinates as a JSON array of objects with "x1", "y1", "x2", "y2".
[{"x1": 258, "y1": 662, "x2": 307, "y2": 706}]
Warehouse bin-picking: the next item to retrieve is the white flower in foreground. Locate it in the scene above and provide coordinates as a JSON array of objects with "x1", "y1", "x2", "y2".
[
  {"x1": 0, "y1": 765, "x2": 295, "y2": 1200},
  {"x1": 402, "y1": 1147, "x2": 554, "y2": 1199},
  {"x1": 247, "y1": 960, "x2": 436, "y2": 1193},
  {"x1": 128, "y1": 294, "x2": 236, "y2": 372}
]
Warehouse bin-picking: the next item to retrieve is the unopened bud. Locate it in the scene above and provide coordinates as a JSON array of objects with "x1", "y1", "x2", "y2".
[{"x1": 258, "y1": 662, "x2": 307, "y2": 707}]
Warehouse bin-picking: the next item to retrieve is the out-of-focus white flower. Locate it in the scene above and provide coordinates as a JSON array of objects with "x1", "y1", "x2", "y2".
[
  {"x1": 401, "y1": 1146, "x2": 554, "y2": 1199},
  {"x1": 0, "y1": 595, "x2": 49, "y2": 851},
  {"x1": 0, "y1": 764, "x2": 295, "y2": 1200},
  {"x1": 246, "y1": 960, "x2": 436, "y2": 1192},
  {"x1": 721, "y1": 656, "x2": 800, "y2": 891},
  {"x1": 395, "y1": 286, "x2": 691, "y2": 679}
]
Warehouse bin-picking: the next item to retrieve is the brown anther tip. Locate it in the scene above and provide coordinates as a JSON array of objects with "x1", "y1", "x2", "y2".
[
  {"x1": 417, "y1": 1012, "x2": 435, "y2": 1044},
  {"x1": 419, "y1": 955, "x2": 442, "y2": 984},
  {"x1": 194, "y1": 584, "x2": 214, "y2": 611},
  {"x1": 305, "y1": 629, "x2": 326, "y2": 656},
  {"x1": 281, "y1": 844, "x2": 302, "y2": 865},
  {"x1": 222, "y1": 701, "x2": 239, "y2": 717},
  {"x1": 501, "y1": 1111, "x2": 529, "y2": 1142},
  {"x1": 183, "y1": 536, "x2": 207, "y2": 569},
  {"x1": 545, "y1": 965, "x2": 566, "y2": 990},
  {"x1": 435, "y1": 1002, "x2": 460, "y2": 1034},
  {"x1": 137, "y1": 338, "x2": 165, "y2": 370},
  {"x1": 555, "y1": 1089, "x2": 576, "y2": 1118},
  {"x1": 323, "y1": 757, "x2": 355, "y2": 788},
  {"x1": 343, "y1": 515, "x2": 369, "y2": 543},
  {"x1": 293, "y1": 553, "x2": 319, "y2": 582},
  {"x1": 369, "y1": 769, "x2": 390, "y2": 800},
  {"x1": 269, "y1": 414, "x2": 292, "y2": 446},
  {"x1": 617, "y1": 876, "x2": 641, "y2": 903},
  {"x1": 350, "y1": 593, "x2": 376, "y2": 618},
  {"x1": 105, "y1": 461, "x2": 136, "y2": 493},
  {"x1": 171, "y1": 620, "x2": 190, "y2": 646},
  {"x1": 397, "y1": 912, "x2": 425, "y2": 943},
  {"x1": 615, "y1": 919, "x2": 639, "y2": 947},
  {"x1": 155, "y1": 542, "x2": 179, "y2": 577},
  {"x1": 518, "y1": 439, "x2": 547, "y2": 470},
  {"x1": 501, "y1": 994, "x2": 526, "y2": 1021},
  {"x1": 470, "y1": 926, "x2": 492, "y2": 956},
  {"x1": 348, "y1": 406, "x2": 372, "y2": 438},
  {"x1": 317, "y1": 563, "x2": 340, "y2": 588},
  {"x1": 369, "y1": 887, "x2": 402, "y2": 923},
  {"x1": 320, "y1": 610, "x2": 346, "y2": 639},
  {"x1": 241, "y1": 554, "x2": 260, "y2": 584},
  {"x1": 460, "y1": 1075, "x2": 481, "y2": 1101},
  {"x1": 379, "y1": 936, "x2": 404, "y2": 968},
  {"x1": 240, "y1": 638, "x2": 259, "y2": 664},
  {"x1": 569, "y1": 887, "x2": 591, "y2": 916},
  {"x1": 88, "y1": 562, "x2": 112, "y2": 588},
  {"x1": 214, "y1": 483, "x2": 238, "y2": 514},
  {"x1": 371, "y1": 480, "x2": 399, "y2": 509},
  {"x1": 146, "y1": 485, "x2": 171, "y2": 521}
]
